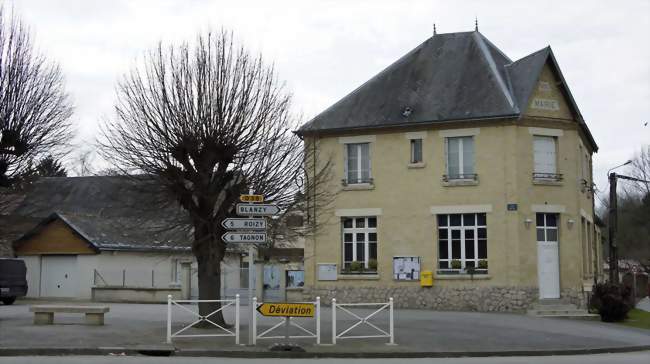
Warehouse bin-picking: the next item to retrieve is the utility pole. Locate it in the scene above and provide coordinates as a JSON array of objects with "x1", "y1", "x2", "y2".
[
  {"x1": 608, "y1": 172, "x2": 618, "y2": 283},
  {"x1": 607, "y1": 171, "x2": 649, "y2": 283}
]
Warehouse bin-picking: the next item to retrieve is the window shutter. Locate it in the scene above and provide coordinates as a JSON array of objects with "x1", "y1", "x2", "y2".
[
  {"x1": 533, "y1": 136, "x2": 556, "y2": 174},
  {"x1": 447, "y1": 138, "x2": 460, "y2": 176},
  {"x1": 462, "y1": 136, "x2": 474, "y2": 174},
  {"x1": 361, "y1": 143, "x2": 371, "y2": 181}
]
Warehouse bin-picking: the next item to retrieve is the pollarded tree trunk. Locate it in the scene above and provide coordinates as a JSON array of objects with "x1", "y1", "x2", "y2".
[{"x1": 193, "y1": 220, "x2": 228, "y2": 327}]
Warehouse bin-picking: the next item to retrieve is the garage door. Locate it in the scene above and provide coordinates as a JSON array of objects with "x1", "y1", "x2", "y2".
[{"x1": 41, "y1": 256, "x2": 79, "y2": 298}]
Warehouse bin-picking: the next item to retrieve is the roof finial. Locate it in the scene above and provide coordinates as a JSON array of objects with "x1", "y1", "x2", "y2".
[
  {"x1": 433, "y1": 23, "x2": 437, "y2": 35},
  {"x1": 475, "y1": 17, "x2": 479, "y2": 31}
]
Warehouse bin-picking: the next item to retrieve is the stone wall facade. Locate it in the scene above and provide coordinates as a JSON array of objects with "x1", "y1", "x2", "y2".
[{"x1": 302, "y1": 285, "x2": 586, "y2": 312}]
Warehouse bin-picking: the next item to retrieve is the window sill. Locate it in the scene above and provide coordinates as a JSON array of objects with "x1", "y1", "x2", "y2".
[
  {"x1": 286, "y1": 287, "x2": 304, "y2": 291},
  {"x1": 407, "y1": 162, "x2": 426, "y2": 169},
  {"x1": 342, "y1": 183, "x2": 374, "y2": 191},
  {"x1": 442, "y1": 179, "x2": 479, "y2": 187},
  {"x1": 435, "y1": 274, "x2": 491, "y2": 280},
  {"x1": 338, "y1": 274, "x2": 380, "y2": 280},
  {"x1": 533, "y1": 179, "x2": 563, "y2": 186}
]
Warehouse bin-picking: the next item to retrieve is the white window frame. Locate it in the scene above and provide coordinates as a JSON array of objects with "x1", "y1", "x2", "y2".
[
  {"x1": 344, "y1": 143, "x2": 371, "y2": 184},
  {"x1": 342, "y1": 216, "x2": 378, "y2": 271},
  {"x1": 437, "y1": 213, "x2": 487, "y2": 271},
  {"x1": 536, "y1": 213, "x2": 559, "y2": 243},
  {"x1": 445, "y1": 136, "x2": 475, "y2": 180}
]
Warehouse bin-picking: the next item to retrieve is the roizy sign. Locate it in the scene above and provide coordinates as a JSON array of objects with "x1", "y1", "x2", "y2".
[{"x1": 221, "y1": 218, "x2": 267, "y2": 230}]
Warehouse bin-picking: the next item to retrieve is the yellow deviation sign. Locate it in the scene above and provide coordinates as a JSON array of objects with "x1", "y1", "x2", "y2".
[
  {"x1": 256, "y1": 302, "x2": 315, "y2": 317},
  {"x1": 240, "y1": 194, "x2": 264, "y2": 203}
]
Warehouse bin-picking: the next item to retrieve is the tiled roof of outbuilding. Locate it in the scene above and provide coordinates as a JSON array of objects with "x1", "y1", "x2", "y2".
[{"x1": 12, "y1": 176, "x2": 192, "y2": 253}]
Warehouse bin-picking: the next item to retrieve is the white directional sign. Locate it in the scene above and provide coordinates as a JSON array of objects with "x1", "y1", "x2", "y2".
[
  {"x1": 236, "y1": 203, "x2": 280, "y2": 216},
  {"x1": 222, "y1": 232, "x2": 267, "y2": 243},
  {"x1": 222, "y1": 218, "x2": 267, "y2": 230}
]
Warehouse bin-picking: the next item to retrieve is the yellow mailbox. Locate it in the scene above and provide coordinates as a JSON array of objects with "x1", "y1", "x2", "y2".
[{"x1": 420, "y1": 270, "x2": 433, "y2": 287}]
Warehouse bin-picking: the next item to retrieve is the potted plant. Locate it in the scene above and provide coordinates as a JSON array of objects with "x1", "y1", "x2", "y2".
[
  {"x1": 349, "y1": 261, "x2": 363, "y2": 273},
  {"x1": 368, "y1": 259, "x2": 378, "y2": 272},
  {"x1": 477, "y1": 259, "x2": 488, "y2": 273},
  {"x1": 451, "y1": 259, "x2": 462, "y2": 270}
]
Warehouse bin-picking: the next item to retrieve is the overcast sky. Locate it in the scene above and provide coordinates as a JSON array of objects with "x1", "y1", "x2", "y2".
[{"x1": 11, "y1": 0, "x2": 650, "y2": 197}]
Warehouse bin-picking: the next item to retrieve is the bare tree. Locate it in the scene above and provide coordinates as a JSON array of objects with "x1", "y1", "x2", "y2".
[
  {"x1": 100, "y1": 30, "x2": 331, "y2": 325},
  {"x1": 70, "y1": 148, "x2": 96, "y2": 176},
  {"x1": 626, "y1": 146, "x2": 650, "y2": 196},
  {"x1": 0, "y1": 7, "x2": 73, "y2": 189}
]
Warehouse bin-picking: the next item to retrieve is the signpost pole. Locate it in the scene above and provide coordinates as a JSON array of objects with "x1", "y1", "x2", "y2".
[
  {"x1": 223, "y1": 191, "x2": 277, "y2": 346},
  {"x1": 247, "y1": 189, "x2": 256, "y2": 346}
]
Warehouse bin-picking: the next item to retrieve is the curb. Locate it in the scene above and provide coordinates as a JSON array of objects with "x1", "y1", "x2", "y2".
[{"x1": 1, "y1": 345, "x2": 649, "y2": 358}]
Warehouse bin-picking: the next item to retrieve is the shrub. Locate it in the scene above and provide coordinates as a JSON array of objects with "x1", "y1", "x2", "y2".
[
  {"x1": 478, "y1": 259, "x2": 488, "y2": 269},
  {"x1": 368, "y1": 259, "x2": 378, "y2": 271},
  {"x1": 349, "y1": 261, "x2": 363, "y2": 272},
  {"x1": 451, "y1": 259, "x2": 462, "y2": 269},
  {"x1": 590, "y1": 282, "x2": 633, "y2": 322}
]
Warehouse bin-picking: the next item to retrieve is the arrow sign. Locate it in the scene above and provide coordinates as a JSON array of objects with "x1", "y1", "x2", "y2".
[
  {"x1": 221, "y1": 218, "x2": 267, "y2": 230},
  {"x1": 256, "y1": 302, "x2": 315, "y2": 317},
  {"x1": 236, "y1": 203, "x2": 280, "y2": 216},
  {"x1": 221, "y1": 232, "x2": 267, "y2": 244}
]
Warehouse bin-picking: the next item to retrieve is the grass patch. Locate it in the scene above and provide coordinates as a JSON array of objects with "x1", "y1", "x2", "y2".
[{"x1": 618, "y1": 308, "x2": 650, "y2": 330}]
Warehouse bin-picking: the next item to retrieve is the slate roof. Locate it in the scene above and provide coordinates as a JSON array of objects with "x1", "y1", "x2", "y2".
[
  {"x1": 298, "y1": 31, "x2": 597, "y2": 151},
  {"x1": 11, "y1": 176, "x2": 192, "y2": 253}
]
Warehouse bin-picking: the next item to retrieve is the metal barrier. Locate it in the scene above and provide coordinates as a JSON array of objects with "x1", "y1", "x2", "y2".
[
  {"x1": 331, "y1": 297, "x2": 394, "y2": 345},
  {"x1": 166, "y1": 294, "x2": 240, "y2": 344},
  {"x1": 252, "y1": 297, "x2": 321, "y2": 345}
]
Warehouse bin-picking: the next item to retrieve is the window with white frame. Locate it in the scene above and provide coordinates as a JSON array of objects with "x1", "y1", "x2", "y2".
[
  {"x1": 536, "y1": 213, "x2": 558, "y2": 243},
  {"x1": 342, "y1": 217, "x2": 377, "y2": 272},
  {"x1": 345, "y1": 143, "x2": 371, "y2": 184},
  {"x1": 445, "y1": 136, "x2": 475, "y2": 179},
  {"x1": 410, "y1": 139, "x2": 423, "y2": 163},
  {"x1": 533, "y1": 136, "x2": 559, "y2": 180},
  {"x1": 437, "y1": 213, "x2": 487, "y2": 271}
]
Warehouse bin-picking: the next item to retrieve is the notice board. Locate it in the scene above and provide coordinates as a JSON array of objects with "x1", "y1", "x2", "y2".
[{"x1": 393, "y1": 256, "x2": 421, "y2": 280}]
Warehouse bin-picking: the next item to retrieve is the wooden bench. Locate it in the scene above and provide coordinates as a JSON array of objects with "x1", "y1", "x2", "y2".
[{"x1": 30, "y1": 305, "x2": 110, "y2": 325}]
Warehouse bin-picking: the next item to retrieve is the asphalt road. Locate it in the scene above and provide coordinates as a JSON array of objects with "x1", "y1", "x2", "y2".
[
  {"x1": 3, "y1": 300, "x2": 650, "y2": 354},
  {"x1": 1, "y1": 352, "x2": 650, "y2": 364}
]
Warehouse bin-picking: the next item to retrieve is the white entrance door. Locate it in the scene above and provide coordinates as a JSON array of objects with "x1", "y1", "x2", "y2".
[
  {"x1": 536, "y1": 213, "x2": 560, "y2": 299},
  {"x1": 537, "y1": 241, "x2": 560, "y2": 299},
  {"x1": 41, "y1": 256, "x2": 79, "y2": 297}
]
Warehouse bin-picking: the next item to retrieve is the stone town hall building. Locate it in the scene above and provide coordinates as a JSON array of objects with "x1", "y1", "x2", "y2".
[{"x1": 296, "y1": 30, "x2": 602, "y2": 311}]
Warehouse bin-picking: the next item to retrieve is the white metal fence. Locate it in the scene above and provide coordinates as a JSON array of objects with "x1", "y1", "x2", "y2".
[
  {"x1": 332, "y1": 297, "x2": 394, "y2": 345},
  {"x1": 166, "y1": 294, "x2": 240, "y2": 344},
  {"x1": 252, "y1": 297, "x2": 321, "y2": 345}
]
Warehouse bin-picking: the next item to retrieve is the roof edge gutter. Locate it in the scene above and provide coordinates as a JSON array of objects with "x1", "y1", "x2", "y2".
[{"x1": 296, "y1": 114, "x2": 521, "y2": 137}]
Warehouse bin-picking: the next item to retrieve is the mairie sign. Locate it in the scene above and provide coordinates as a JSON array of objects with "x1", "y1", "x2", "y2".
[
  {"x1": 256, "y1": 302, "x2": 315, "y2": 317},
  {"x1": 221, "y1": 232, "x2": 267, "y2": 243},
  {"x1": 236, "y1": 203, "x2": 280, "y2": 216},
  {"x1": 221, "y1": 218, "x2": 267, "y2": 230}
]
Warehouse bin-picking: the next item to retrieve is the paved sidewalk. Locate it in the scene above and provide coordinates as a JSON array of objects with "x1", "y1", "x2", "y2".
[{"x1": 1, "y1": 299, "x2": 649, "y2": 357}]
